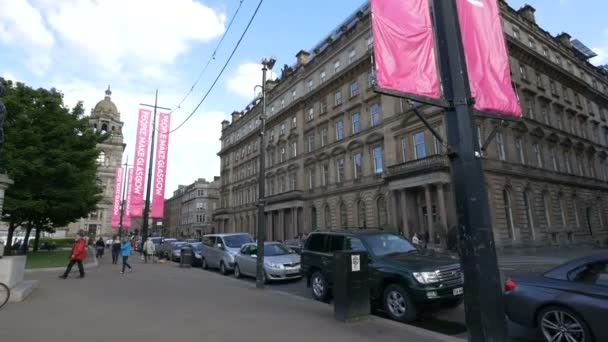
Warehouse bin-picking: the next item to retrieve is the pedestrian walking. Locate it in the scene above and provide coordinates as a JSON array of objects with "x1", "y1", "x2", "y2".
[
  {"x1": 59, "y1": 231, "x2": 86, "y2": 279},
  {"x1": 95, "y1": 237, "x2": 105, "y2": 258},
  {"x1": 111, "y1": 236, "x2": 121, "y2": 264},
  {"x1": 121, "y1": 238, "x2": 132, "y2": 274},
  {"x1": 143, "y1": 238, "x2": 155, "y2": 264}
]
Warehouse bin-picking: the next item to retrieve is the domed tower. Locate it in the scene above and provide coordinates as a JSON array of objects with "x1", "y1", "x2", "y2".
[{"x1": 69, "y1": 86, "x2": 126, "y2": 238}]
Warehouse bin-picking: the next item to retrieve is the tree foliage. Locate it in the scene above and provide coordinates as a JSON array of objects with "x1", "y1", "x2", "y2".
[{"x1": 0, "y1": 80, "x2": 103, "y2": 253}]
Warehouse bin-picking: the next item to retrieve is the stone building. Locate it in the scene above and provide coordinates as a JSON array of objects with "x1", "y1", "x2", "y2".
[
  {"x1": 67, "y1": 86, "x2": 126, "y2": 237},
  {"x1": 214, "y1": 2, "x2": 608, "y2": 248},
  {"x1": 163, "y1": 177, "x2": 220, "y2": 238}
]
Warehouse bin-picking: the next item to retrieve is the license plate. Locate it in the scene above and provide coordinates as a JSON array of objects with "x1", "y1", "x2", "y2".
[{"x1": 453, "y1": 287, "x2": 464, "y2": 296}]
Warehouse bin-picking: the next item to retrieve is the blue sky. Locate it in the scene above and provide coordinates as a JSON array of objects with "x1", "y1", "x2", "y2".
[{"x1": 1, "y1": 0, "x2": 607, "y2": 198}]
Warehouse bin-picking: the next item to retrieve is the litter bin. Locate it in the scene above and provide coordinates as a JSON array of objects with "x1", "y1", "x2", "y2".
[
  {"x1": 333, "y1": 250, "x2": 370, "y2": 322},
  {"x1": 179, "y1": 245, "x2": 193, "y2": 268}
]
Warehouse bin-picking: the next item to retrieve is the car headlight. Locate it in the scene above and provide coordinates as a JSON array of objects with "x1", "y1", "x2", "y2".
[
  {"x1": 413, "y1": 271, "x2": 440, "y2": 284},
  {"x1": 265, "y1": 262, "x2": 284, "y2": 269}
]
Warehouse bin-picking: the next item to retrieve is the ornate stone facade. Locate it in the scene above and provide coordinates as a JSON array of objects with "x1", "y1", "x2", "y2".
[{"x1": 214, "y1": 2, "x2": 608, "y2": 249}]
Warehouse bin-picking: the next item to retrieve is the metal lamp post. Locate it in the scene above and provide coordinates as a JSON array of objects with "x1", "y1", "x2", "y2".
[{"x1": 255, "y1": 57, "x2": 276, "y2": 289}]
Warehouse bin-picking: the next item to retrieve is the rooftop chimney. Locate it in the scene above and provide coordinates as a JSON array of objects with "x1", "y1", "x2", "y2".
[
  {"x1": 517, "y1": 4, "x2": 536, "y2": 23},
  {"x1": 221, "y1": 119, "x2": 230, "y2": 130},
  {"x1": 556, "y1": 32, "x2": 572, "y2": 49},
  {"x1": 296, "y1": 50, "x2": 310, "y2": 65},
  {"x1": 231, "y1": 111, "x2": 241, "y2": 123}
]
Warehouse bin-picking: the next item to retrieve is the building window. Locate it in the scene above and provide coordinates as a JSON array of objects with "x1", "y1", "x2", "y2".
[
  {"x1": 280, "y1": 123, "x2": 285, "y2": 135},
  {"x1": 353, "y1": 152, "x2": 362, "y2": 179},
  {"x1": 503, "y1": 189, "x2": 515, "y2": 240},
  {"x1": 336, "y1": 158, "x2": 345, "y2": 183},
  {"x1": 434, "y1": 135, "x2": 442, "y2": 154},
  {"x1": 352, "y1": 112, "x2": 361, "y2": 134},
  {"x1": 519, "y1": 64, "x2": 528, "y2": 81},
  {"x1": 308, "y1": 168, "x2": 315, "y2": 190},
  {"x1": 536, "y1": 73, "x2": 543, "y2": 88},
  {"x1": 528, "y1": 39, "x2": 535, "y2": 49},
  {"x1": 321, "y1": 127, "x2": 328, "y2": 146},
  {"x1": 307, "y1": 134, "x2": 315, "y2": 152},
  {"x1": 336, "y1": 119, "x2": 344, "y2": 141},
  {"x1": 280, "y1": 147, "x2": 285, "y2": 163},
  {"x1": 370, "y1": 103, "x2": 381, "y2": 127},
  {"x1": 320, "y1": 70, "x2": 326, "y2": 83},
  {"x1": 515, "y1": 138, "x2": 525, "y2": 164},
  {"x1": 533, "y1": 143, "x2": 543, "y2": 168},
  {"x1": 496, "y1": 132, "x2": 506, "y2": 161},
  {"x1": 367, "y1": 35, "x2": 374, "y2": 50},
  {"x1": 556, "y1": 112, "x2": 563, "y2": 130},
  {"x1": 573, "y1": 197, "x2": 580, "y2": 228},
  {"x1": 558, "y1": 195, "x2": 567, "y2": 227},
  {"x1": 372, "y1": 146, "x2": 384, "y2": 174},
  {"x1": 523, "y1": 191, "x2": 536, "y2": 239},
  {"x1": 542, "y1": 107, "x2": 549, "y2": 125},
  {"x1": 542, "y1": 47, "x2": 549, "y2": 57},
  {"x1": 377, "y1": 196, "x2": 387, "y2": 226},
  {"x1": 512, "y1": 28, "x2": 520, "y2": 39},
  {"x1": 340, "y1": 203, "x2": 348, "y2": 228},
  {"x1": 368, "y1": 71, "x2": 375, "y2": 88},
  {"x1": 358, "y1": 200, "x2": 367, "y2": 227},
  {"x1": 540, "y1": 193, "x2": 549, "y2": 226},
  {"x1": 550, "y1": 80, "x2": 557, "y2": 95},
  {"x1": 291, "y1": 116, "x2": 297, "y2": 129},
  {"x1": 324, "y1": 205, "x2": 331, "y2": 227},
  {"x1": 290, "y1": 172, "x2": 296, "y2": 190},
  {"x1": 291, "y1": 141, "x2": 297, "y2": 158},
  {"x1": 349, "y1": 48, "x2": 357, "y2": 63},
  {"x1": 562, "y1": 85, "x2": 570, "y2": 102},
  {"x1": 321, "y1": 164, "x2": 329, "y2": 186},
  {"x1": 308, "y1": 79, "x2": 314, "y2": 92},
  {"x1": 281, "y1": 98, "x2": 285, "y2": 109},
  {"x1": 526, "y1": 98, "x2": 534, "y2": 118},
  {"x1": 400, "y1": 137, "x2": 407, "y2": 162},
  {"x1": 414, "y1": 132, "x2": 426, "y2": 159},
  {"x1": 350, "y1": 81, "x2": 359, "y2": 97},
  {"x1": 307, "y1": 107, "x2": 314, "y2": 121},
  {"x1": 334, "y1": 90, "x2": 343, "y2": 106},
  {"x1": 292, "y1": 89, "x2": 297, "y2": 100},
  {"x1": 320, "y1": 99, "x2": 327, "y2": 114},
  {"x1": 280, "y1": 176, "x2": 286, "y2": 193},
  {"x1": 550, "y1": 147, "x2": 558, "y2": 171},
  {"x1": 334, "y1": 59, "x2": 341, "y2": 74},
  {"x1": 564, "y1": 150, "x2": 572, "y2": 173}
]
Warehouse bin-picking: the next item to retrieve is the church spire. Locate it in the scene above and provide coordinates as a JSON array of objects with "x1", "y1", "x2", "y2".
[{"x1": 105, "y1": 85, "x2": 112, "y2": 98}]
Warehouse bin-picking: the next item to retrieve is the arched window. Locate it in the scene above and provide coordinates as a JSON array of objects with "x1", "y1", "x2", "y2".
[
  {"x1": 311, "y1": 207, "x2": 318, "y2": 230},
  {"x1": 357, "y1": 200, "x2": 367, "y2": 228},
  {"x1": 101, "y1": 123, "x2": 108, "y2": 134},
  {"x1": 324, "y1": 205, "x2": 331, "y2": 228},
  {"x1": 339, "y1": 202, "x2": 347, "y2": 228},
  {"x1": 572, "y1": 196, "x2": 580, "y2": 228},
  {"x1": 96, "y1": 151, "x2": 105, "y2": 165},
  {"x1": 543, "y1": 192, "x2": 552, "y2": 228},
  {"x1": 377, "y1": 196, "x2": 387, "y2": 226},
  {"x1": 523, "y1": 191, "x2": 535, "y2": 239},
  {"x1": 558, "y1": 194, "x2": 567, "y2": 227},
  {"x1": 502, "y1": 189, "x2": 515, "y2": 240}
]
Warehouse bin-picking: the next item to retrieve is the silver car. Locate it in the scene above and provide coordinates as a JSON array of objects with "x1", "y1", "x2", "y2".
[
  {"x1": 201, "y1": 233, "x2": 253, "y2": 275},
  {"x1": 233, "y1": 242, "x2": 302, "y2": 283}
]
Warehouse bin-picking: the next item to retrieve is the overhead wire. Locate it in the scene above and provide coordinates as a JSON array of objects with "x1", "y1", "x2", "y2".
[
  {"x1": 170, "y1": 0, "x2": 246, "y2": 114},
  {"x1": 170, "y1": 0, "x2": 264, "y2": 134}
]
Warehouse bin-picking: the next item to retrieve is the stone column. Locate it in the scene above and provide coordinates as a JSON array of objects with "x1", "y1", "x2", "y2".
[
  {"x1": 400, "y1": 189, "x2": 410, "y2": 237},
  {"x1": 390, "y1": 190, "x2": 399, "y2": 230},
  {"x1": 279, "y1": 210, "x2": 285, "y2": 241},
  {"x1": 437, "y1": 183, "x2": 448, "y2": 229},
  {"x1": 424, "y1": 184, "x2": 434, "y2": 244}
]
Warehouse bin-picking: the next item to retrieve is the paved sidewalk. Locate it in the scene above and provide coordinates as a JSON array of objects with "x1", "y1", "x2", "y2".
[{"x1": 0, "y1": 254, "x2": 464, "y2": 342}]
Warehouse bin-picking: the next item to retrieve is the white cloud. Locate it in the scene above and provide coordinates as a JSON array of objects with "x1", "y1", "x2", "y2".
[
  {"x1": 227, "y1": 62, "x2": 277, "y2": 99},
  {"x1": 0, "y1": 0, "x2": 54, "y2": 49},
  {"x1": 590, "y1": 47, "x2": 608, "y2": 66},
  {"x1": 1, "y1": 71, "x2": 19, "y2": 82}
]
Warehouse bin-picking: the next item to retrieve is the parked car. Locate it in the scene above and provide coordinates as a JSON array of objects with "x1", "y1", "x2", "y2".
[
  {"x1": 170, "y1": 242, "x2": 188, "y2": 262},
  {"x1": 283, "y1": 238, "x2": 305, "y2": 254},
  {"x1": 201, "y1": 233, "x2": 253, "y2": 274},
  {"x1": 504, "y1": 254, "x2": 608, "y2": 342},
  {"x1": 158, "y1": 240, "x2": 182, "y2": 260},
  {"x1": 185, "y1": 238, "x2": 199, "y2": 244},
  {"x1": 189, "y1": 242, "x2": 203, "y2": 267},
  {"x1": 301, "y1": 230, "x2": 463, "y2": 323},
  {"x1": 234, "y1": 242, "x2": 301, "y2": 282}
]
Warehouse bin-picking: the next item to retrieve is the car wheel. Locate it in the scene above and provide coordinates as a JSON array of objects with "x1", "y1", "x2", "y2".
[
  {"x1": 383, "y1": 284, "x2": 418, "y2": 323},
  {"x1": 220, "y1": 261, "x2": 228, "y2": 275},
  {"x1": 442, "y1": 297, "x2": 464, "y2": 309},
  {"x1": 234, "y1": 264, "x2": 242, "y2": 278},
  {"x1": 310, "y1": 272, "x2": 330, "y2": 301},
  {"x1": 537, "y1": 306, "x2": 592, "y2": 342},
  {"x1": 201, "y1": 258, "x2": 208, "y2": 270}
]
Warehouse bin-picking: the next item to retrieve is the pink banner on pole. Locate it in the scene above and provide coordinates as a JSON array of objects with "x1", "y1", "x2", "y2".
[
  {"x1": 456, "y1": 0, "x2": 522, "y2": 117},
  {"x1": 371, "y1": 0, "x2": 441, "y2": 99},
  {"x1": 130, "y1": 109, "x2": 152, "y2": 217},
  {"x1": 111, "y1": 167, "x2": 123, "y2": 228},
  {"x1": 123, "y1": 167, "x2": 134, "y2": 228},
  {"x1": 151, "y1": 113, "x2": 171, "y2": 218}
]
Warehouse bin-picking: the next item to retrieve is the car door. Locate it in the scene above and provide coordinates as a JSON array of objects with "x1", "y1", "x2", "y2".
[
  {"x1": 242, "y1": 245, "x2": 258, "y2": 276},
  {"x1": 203, "y1": 236, "x2": 217, "y2": 266},
  {"x1": 237, "y1": 245, "x2": 251, "y2": 276},
  {"x1": 566, "y1": 259, "x2": 608, "y2": 339}
]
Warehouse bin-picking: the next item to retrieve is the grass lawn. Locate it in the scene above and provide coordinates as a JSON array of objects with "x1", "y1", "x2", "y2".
[{"x1": 25, "y1": 250, "x2": 71, "y2": 269}]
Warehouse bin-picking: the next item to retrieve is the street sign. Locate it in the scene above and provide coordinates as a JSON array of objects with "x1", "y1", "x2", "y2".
[{"x1": 351, "y1": 255, "x2": 360, "y2": 272}]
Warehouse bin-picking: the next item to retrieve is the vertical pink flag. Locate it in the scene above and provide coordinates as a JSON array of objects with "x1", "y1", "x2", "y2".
[
  {"x1": 151, "y1": 113, "x2": 171, "y2": 218},
  {"x1": 111, "y1": 167, "x2": 123, "y2": 228},
  {"x1": 130, "y1": 109, "x2": 152, "y2": 217},
  {"x1": 123, "y1": 167, "x2": 134, "y2": 228},
  {"x1": 371, "y1": 0, "x2": 441, "y2": 99},
  {"x1": 456, "y1": 0, "x2": 522, "y2": 117}
]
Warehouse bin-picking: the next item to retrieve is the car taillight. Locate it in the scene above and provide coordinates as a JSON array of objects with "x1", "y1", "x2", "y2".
[{"x1": 504, "y1": 279, "x2": 517, "y2": 292}]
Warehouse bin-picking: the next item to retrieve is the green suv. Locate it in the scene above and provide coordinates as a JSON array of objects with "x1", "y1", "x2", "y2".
[{"x1": 301, "y1": 230, "x2": 464, "y2": 322}]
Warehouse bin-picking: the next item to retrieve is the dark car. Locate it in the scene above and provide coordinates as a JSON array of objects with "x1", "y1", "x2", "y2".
[
  {"x1": 300, "y1": 230, "x2": 463, "y2": 323},
  {"x1": 189, "y1": 242, "x2": 203, "y2": 267},
  {"x1": 283, "y1": 238, "x2": 305, "y2": 254},
  {"x1": 504, "y1": 254, "x2": 608, "y2": 342}
]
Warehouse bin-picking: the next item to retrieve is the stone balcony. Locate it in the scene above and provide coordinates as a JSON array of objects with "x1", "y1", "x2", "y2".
[{"x1": 385, "y1": 155, "x2": 450, "y2": 180}]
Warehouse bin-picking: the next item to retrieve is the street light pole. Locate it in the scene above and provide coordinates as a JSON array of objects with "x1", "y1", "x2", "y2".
[
  {"x1": 118, "y1": 155, "x2": 130, "y2": 239},
  {"x1": 256, "y1": 57, "x2": 276, "y2": 289}
]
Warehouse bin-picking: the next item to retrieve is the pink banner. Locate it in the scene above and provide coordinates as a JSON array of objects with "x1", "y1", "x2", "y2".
[
  {"x1": 130, "y1": 109, "x2": 152, "y2": 217},
  {"x1": 456, "y1": 0, "x2": 522, "y2": 117},
  {"x1": 123, "y1": 168, "x2": 134, "y2": 228},
  {"x1": 111, "y1": 167, "x2": 123, "y2": 228},
  {"x1": 371, "y1": 0, "x2": 441, "y2": 99},
  {"x1": 151, "y1": 113, "x2": 171, "y2": 218}
]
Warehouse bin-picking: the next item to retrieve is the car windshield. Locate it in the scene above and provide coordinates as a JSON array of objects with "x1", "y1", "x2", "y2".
[
  {"x1": 190, "y1": 243, "x2": 202, "y2": 251},
  {"x1": 172, "y1": 242, "x2": 186, "y2": 249},
  {"x1": 364, "y1": 233, "x2": 416, "y2": 257},
  {"x1": 264, "y1": 244, "x2": 292, "y2": 256},
  {"x1": 223, "y1": 234, "x2": 253, "y2": 248}
]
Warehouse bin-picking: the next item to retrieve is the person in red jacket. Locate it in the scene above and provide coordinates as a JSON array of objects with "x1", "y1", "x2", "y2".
[{"x1": 59, "y1": 231, "x2": 86, "y2": 279}]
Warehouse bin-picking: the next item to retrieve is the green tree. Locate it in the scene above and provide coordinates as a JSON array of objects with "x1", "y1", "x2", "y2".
[{"x1": 1, "y1": 80, "x2": 103, "y2": 255}]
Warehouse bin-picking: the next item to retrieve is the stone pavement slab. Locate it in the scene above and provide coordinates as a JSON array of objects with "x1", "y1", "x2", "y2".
[{"x1": 0, "y1": 255, "x2": 465, "y2": 342}]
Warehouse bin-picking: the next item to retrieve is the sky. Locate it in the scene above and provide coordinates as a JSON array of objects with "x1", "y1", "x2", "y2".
[{"x1": 1, "y1": 0, "x2": 607, "y2": 199}]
